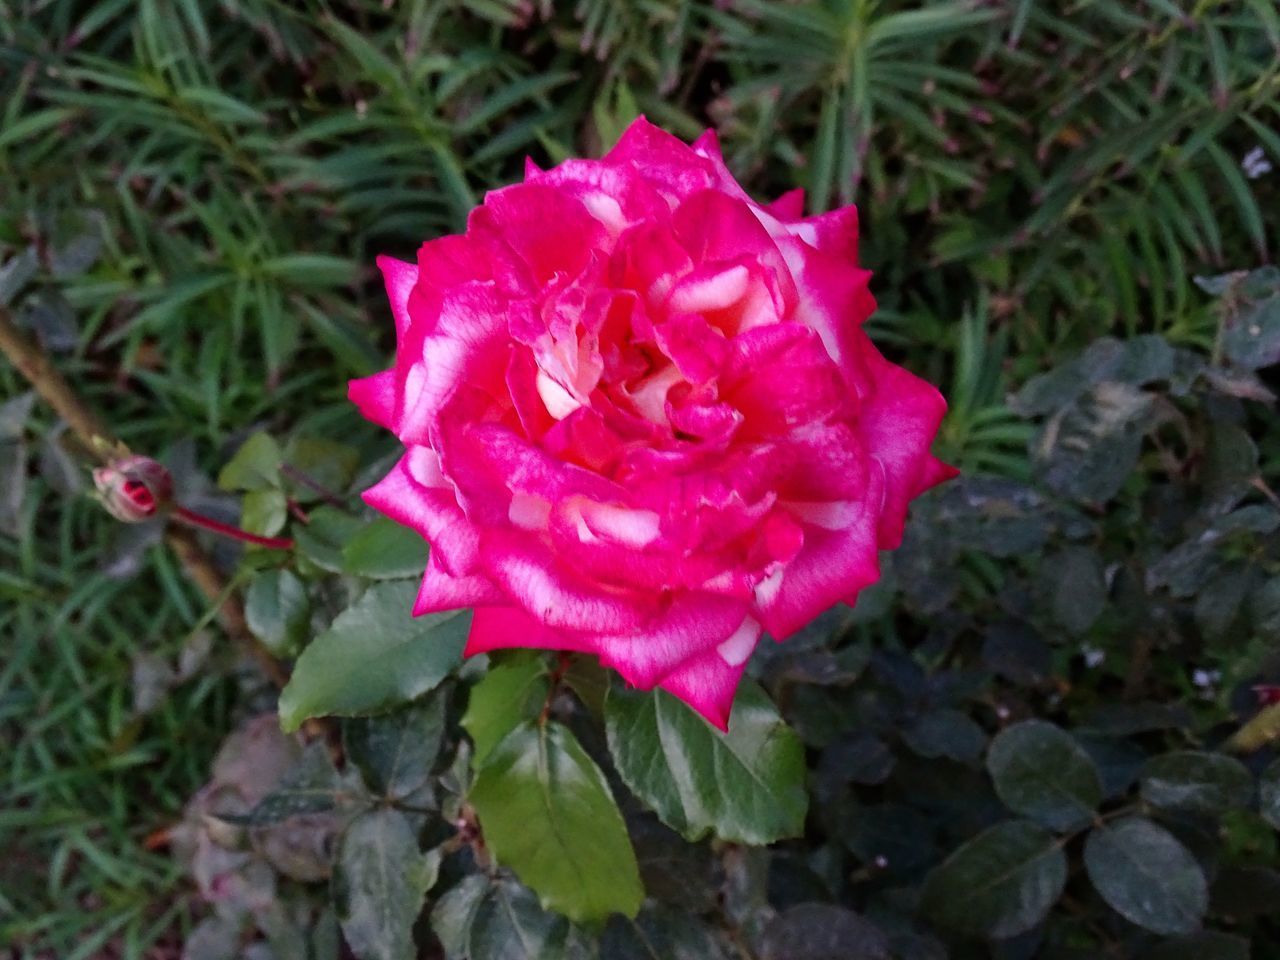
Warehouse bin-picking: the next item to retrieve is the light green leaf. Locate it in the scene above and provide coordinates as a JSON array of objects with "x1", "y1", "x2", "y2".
[
  {"x1": 240, "y1": 488, "x2": 288, "y2": 538},
  {"x1": 461, "y1": 652, "x2": 549, "y2": 765},
  {"x1": 218, "y1": 431, "x2": 282, "y2": 492},
  {"x1": 605, "y1": 681, "x2": 807, "y2": 845},
  {"x1": 470, "y1": 721, "x2": 642, "y2": 922},
  {"x1": 279, "y1": 581, "x2": 469, "y2": 732}
]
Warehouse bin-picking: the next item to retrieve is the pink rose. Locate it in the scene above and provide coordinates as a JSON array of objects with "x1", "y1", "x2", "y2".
[{"x1": 350, "y1": 118, "x2": 954, "y2": 729}]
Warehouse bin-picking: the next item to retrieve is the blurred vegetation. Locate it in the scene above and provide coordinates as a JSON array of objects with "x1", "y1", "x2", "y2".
[{"x1": 1, "y1": 0, "x2": 1279, "y2": 957}]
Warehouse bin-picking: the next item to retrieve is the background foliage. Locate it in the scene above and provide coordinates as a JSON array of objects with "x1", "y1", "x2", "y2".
[{"x1": 2, "y1": 0, "x2": 1279, "y2": 957}]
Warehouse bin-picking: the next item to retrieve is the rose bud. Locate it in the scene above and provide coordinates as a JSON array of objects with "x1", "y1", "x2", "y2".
[
  {"x1": 94, "y1": 455, "x2": 174, "y2": 523},
  {"x1": 349, "y1": 118, "x2": 955, "y2": 729}
]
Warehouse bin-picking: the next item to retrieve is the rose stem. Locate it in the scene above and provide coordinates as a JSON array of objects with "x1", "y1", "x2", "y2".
[{"x1": 172, "y1": 505, "x2": 295, "y2": 550}]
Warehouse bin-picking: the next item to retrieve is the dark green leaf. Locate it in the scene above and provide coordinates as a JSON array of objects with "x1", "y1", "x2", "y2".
[
  {"x1": 1044, "y1": 546, "x2": 1107, "y2": 635},
  {"x1": 334, "y1": 808, "x2": 437, "y2": 960},
  {"x1": 920, "y1": 819, "x2": 1067, "y2": 938},
  {"x1": 1083, "y1": 818, "x2": 1207, "y2": 935},
  {"x1": 1033, "y1": 382, "x2": 1152, "y2": 504},
  {"x1": 461, "y1": 652, "x2": 549, "y2": 765},
  {"x1": 986, "y1": 720, "x2": 1103, "y2": 831},
  {"x1": 606, "y1": 681, "x2": 807, "y2": 845},
  {"x1": 1139, "y1": 751, "x2": 1253, "y2": 816},
  {"x1": 245, "y1": 569, "x2": 310, "y2": 656},
  {"x1": 344, "y1": 691, "x2": 446, "y2": 801},
  {"x1": 602, "y1": 906, "x2": 736, "y2": 960},
  {"x1": 760, "y1": 904, "x2": 889, "y2": 960},
  {"x1": 279, "y1": 581, "x2": 469, "y2": 732},
  {"x1": 903, "y1": 708, "x2": 988, "y2": 762},
  {"x1": 430, "y1": 876, "x2": 487, "y2": 958},
  {"x1": 1140, "y1": 931, "x2": 1249, "y2": 960},
  {"x1": 436, "y1": 877, "x2": 593, "y2": 960},
  {"x1": 284, "y1": 437, "x2": 359, "y2": 501},
  {"x1": 294, "y1": 506, "x2": 364, "y2": 573},
  {"x1": 1202, "y1": 422, "x2": 1259, "y2": 515},
  {"x1": 470, "y1": 721, "x2": 642, "y2": 922}
]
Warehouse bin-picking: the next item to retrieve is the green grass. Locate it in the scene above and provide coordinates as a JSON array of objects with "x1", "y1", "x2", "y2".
[
  {"x1": 0, "y1": 486, "x2": 241, "y2": 956},
  {"x1": 1, "y1": 0, "x2": 1278, "y2": 954}
]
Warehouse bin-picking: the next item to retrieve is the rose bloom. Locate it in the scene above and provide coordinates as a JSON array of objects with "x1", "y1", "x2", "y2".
[{"x1": 350, "y1": 118, "x2": 954, "y2": 729}]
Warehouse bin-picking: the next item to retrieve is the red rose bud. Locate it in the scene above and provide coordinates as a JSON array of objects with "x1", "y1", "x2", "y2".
[{"x1": 94, "y1": 455, "x2": 174, "y2": 522}]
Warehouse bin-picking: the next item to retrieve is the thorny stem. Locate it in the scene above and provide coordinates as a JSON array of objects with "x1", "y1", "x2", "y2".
[{"x1": 0, "y1": 303, "x2": 297, "y2": 692}]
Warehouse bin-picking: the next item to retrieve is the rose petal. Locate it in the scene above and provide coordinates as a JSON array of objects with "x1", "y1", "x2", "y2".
[
  {"x1": 656, "y1": 618, "x2": 761, "y2": 731},
  {"x1": 348, "y1": 370, "x2": 396, "y2": 430},
  {"x1": 363, "y1": 452, "x2": 479, "y2": 576},
  {"x1": 413, "y1": 552, "x2": 505, "y2": 615}
]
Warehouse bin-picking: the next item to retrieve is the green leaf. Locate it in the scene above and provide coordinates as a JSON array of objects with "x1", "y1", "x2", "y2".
[
  {"x1": 433, "y1": 876, "x2": 593, "y2": 960},
  {"x1": 344, "y1": 690, "x2": 446, "y2": 801},
  {"x1": 605, "y1": 681, "x2": 808, "y2": 845},
  {"x1": 294, "y1": 506, "x2": 365, "y2": 573},
  {"x1": 1083, "y1": 818, "x2": 1207, "y2": 935},
  {"x1": 334, "y1": 808, "x2": 437, "y2": 960},
  {"x1": 1139, "y1": 751, "x2": 1253, "y2": 817},
  {"x1": 342, "y1": 517, "x2": 427, "y2": 580},
  {"x1": 603, "y1": 905, "x2": 738, "y2": 960},
  {"x1": 260, "y1": 253, "x2": 356, "y2": 287},
  {"x1": 233, "y1": 742, "x2": 345, "y2": 825},
  {"x1": 283, "y1": 437, "x2": 359, "y2": 500},
  {"x1": 1220, "y1": 274, "x2": 1280, "y2": 371},
  {"x1": 759, "y1": 904, "x2": 889, "y2": 960},
  {"x1": 1140, "y1": 932, "x2": 1250, "y2": 960},
  {"x1": 461, "y1": 652, "x2": 549, "y2": 765},
  {"x1": 920, "y1": 820, "x2": 1067, "y2": 939},
  {"x1": 240, "y1": 488, "x2": 288, "y2": 538},
  {"x1": 986, "y1": 720, "x2": 1103, "y2": 831},
  {"x1": 469, "y1": 721, "x2": 643, "y2": 922},
  {"x1": 279, "y1": 581, "x2": 469, "y2": 732},
  {"x1": 245, "y1": 569, "x2": 311, "y2": 656},
  {"x1": 1260, "y1": 758, "x2": 1280, "y2": 830},
  {"x1": 903, "y1": 708, "x2": 987, "y2": 762},
  {"x1": 1044, "y1": 546, "x2": 1107, "y2": 635},
  {"x1": 218, "y1": 431, "x2": 282, "y2": 491}
]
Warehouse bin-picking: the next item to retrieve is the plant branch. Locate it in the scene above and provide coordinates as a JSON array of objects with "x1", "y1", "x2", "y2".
[
  {"x1": 0, "y1": 302, "x2": 291, "y2": 690},
  {"x1": 0, "y1": 304, "x2": 111, "y2": 462}
]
